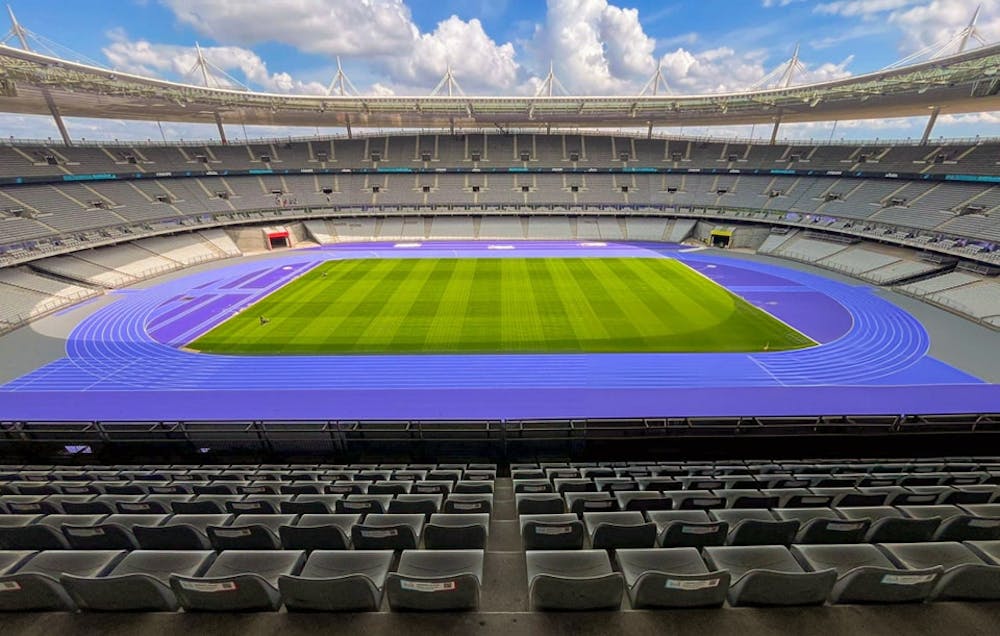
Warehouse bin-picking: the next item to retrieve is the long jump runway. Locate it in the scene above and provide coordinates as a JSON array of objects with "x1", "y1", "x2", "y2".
[{"x1": 1, "y1": 241, "x2": 997, "y2": 421}]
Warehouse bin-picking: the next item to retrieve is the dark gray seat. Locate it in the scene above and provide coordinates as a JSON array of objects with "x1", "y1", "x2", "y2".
[
  {"x1": 521, "y1": 514, "x2": 585, "y2": 550},
  {"x1": 336, "y1": 495, "x2": 393, "y2": 515},
  {"x1": 172, "y1": 495, "x2": 240, "y2": 514},
  {"x1": 669, "y1": 491, "x2": 725, "y2": 511},
  {"x1": 386, "y1": 549, "x2": 484, "y2": 611},
  {"x1": 792, "y1": 544, "x2": 938, "y2": 604},
  {"x1": 0, "y1": 515, "x2": 106, "y2": 551},
  {"x1": 0, "y1": 516, "x2": 46, "y2": 550},
  {"x1": 279, "y1": 494, "x2": 343, "y2": 515},
  {"x1": 207, "y1": 514, "x2": 296, "y2": 550},
  {"x1": 711, "y1": 509, "x2": 799, "y2": 546},
  {"x1": 279, "y1": 550, "x2": 393, "y2": 611},
  {"x1": 703, "y1": 545, "x2": 837, "y2": 606},
  {"x1": 62, "y1": 514, "x2": 167, "y2": 550},
  {"x1": 880, "y1": 542, "x2": 1000, "y2": 601},
  {"x1": 526, "y1": 550, "x2": 624, "y2": 610},
  {"x1": 424, "y1": 514, "x2": 489, "y2": 550},
  {"x1": 388, "y1": 494, "x2": 443, "y2": 517},
  {"x1": 171, "y1": 550, "x2": 305, "y2": 611},
  {"x1": 565, "y1": 492, "x2": 618, "y2": 516},
  {"x1": 351, "y1": 514, "x2": 424, "y2": 550},
  {"x1": 133, "y1": 514, "x2": 233, "y2": 550},
  {"x1": 838, "y1": 507, "x2": 941, "y2": 543},
  {"x1": 775, "y1": 508, "x2": 870, "y2": 544},
  {"x1": 648, "y1": 510, "x2": 728, "y2": 549},
  {"x1": 0, "y1": 550, "x2": 125, "y2": 611},
  {"x1": 899, "y1": 505, "x2": 1000, "y2": 542},
  {"x1": 516, "y1": 493, "x2": 565, "y2": 515},
  {"x1": 279, "y1": 514, "x2": 359, "y2": 551},
  {"x1": 62, "y1": 550, "x2": 215, "y2": 611},
  {"x1": 615, "y1": 491, "x2": 672, "y2": 513},
  {"x1": 583, "y1": 512, "x2": 657, "y2": 549},
  {"x1": 443, "y1": 494, "x2": 493, "y2": 515},
  {"x1": 617, "y1": 547, "x2": 730, "y2": 608}
]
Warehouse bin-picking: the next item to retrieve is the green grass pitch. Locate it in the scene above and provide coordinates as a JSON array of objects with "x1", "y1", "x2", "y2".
[{"x1": 188, "y1": 257, "x2": 816, "y2": 355}]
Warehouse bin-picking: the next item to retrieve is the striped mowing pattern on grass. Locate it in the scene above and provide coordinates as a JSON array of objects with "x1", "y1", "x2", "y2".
[{"x1": 188, "y1": 258, "x2": 816, "y2": 354}]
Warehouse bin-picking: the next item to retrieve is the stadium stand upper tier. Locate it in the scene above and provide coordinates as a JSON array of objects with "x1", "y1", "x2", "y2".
[
  {"x1": 0, "y1": 134, "x2": 998, "y2": 266},
  {"x1": 1, "y1": 135, "x2": 998, "y2": 176}
]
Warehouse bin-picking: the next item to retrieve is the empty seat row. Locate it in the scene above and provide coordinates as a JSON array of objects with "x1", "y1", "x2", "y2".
[
  {"x1": 1, "y1": 478, "x2": 495, "y2": 496},
  {"x1": 1, "y1": 492, "x2": 493, "y2": 515},
  {"x1": 515, "y1": 486, "x2": 1000, "y2": 514},
  {"x1": 519, "y1": 506, "x2": 1000, "y2": 550},
  {"x1": 0, "y1": 549, "x2": 484, "y2": 612},
  {"x1": 526, "y1": 540, "x2": 1000, "y2": 610},
  {"x1": 0, "y1": 512, "x2": 491, "y2": 551}
]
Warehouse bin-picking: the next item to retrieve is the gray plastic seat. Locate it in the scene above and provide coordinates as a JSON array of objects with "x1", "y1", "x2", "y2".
[
  {"x1": 0, "y1": 515, "x2": 106, "y2": 551},
  {"x1": 0, "y1": 516, "x2": 47, "y2": 550},
  {"x1": 775, "y1": 508, "x2": 871, "y2": 544},
  {"x1": 521, "y1": 514, "x2": 585, "y2": 550},
  {"x1": 388, "y1": 494, "x2": 443, "y2": 517},
  {"x1": 280, "y1": 494, "x2": 343, "y2": 515},
  {"x1": 171, "y1": 550, "x2": 305, "y2": 611},
  {"x1": 133, "y1": 514, "x2": 233, "y2": 550},
  {"x1": 336, "y1": 495, "x2": 393, "y2": 515},
  {"x1": 648, "y1": 510, "x2": 729, "y2": 549},
  {"x1": 792, "y1": 544, "x2": 938, "y2": 604},
  {"x1": 412, "y1": 481, "x2": 453, "y2": 495},
  {"x1": 617, "y1": 547, "x2": 730, "y2": 608},
  {"x1": 351, "y1": 514, "x2": 424, "y2": 550},
  {"x1": 703, "y1": 545, "x2": 836, "y2": 606},
  {"x1": 711, "y1": 509, "x2": 799, "y2": 546},
  {"x1": 669, "y1": 491, "x2": 725, "y2": 511},
  {"x1": 172, "y1": 495, "x2": 240, "y2": 514},
  {"x1": 62, "y1": 550, "x2": 215, "y2": 611},
  {"x1": 443, "y1": 494, "x2": 493, "y2": 515},
  {"x1": 810, "y1": 488, "x2": 886, "y2": 507},
  {"x1": 880, "y1": 542, "x2": 1000, "y2": 601},
  {"x1": 526, "y1": 550, "x2": 624, "y2": 610},
  {"x1": 898, "y1": 505, "x2": 1000, "y2": 542},
  {"x1": 0, "y1": 550, "x2": 125, "y2": 611},
  {"x1": 207, "y1": 514, "x2": 296, "y2": 550},
  {"x1": 386, "y1": 549, "x2": 484, "y2": 611},
  {"x1": 62, "y1": 514, "x2": 167, "y2": 550},
  {"x1": 615, "y1": 491, "x2": 672, "y2": 512},
  {"x1": 838, "y1": 507, "x2": 941, "y2": 543},
  {"x1": 453, "y1": 481, "x2": 493, "y2": 494},
  {"x1": 0, "y1": 551, "x2": 36, "y2": 575},
  {"x1": 584, "y1": 512, "x2": 657, "y2": 549},
  {"x1": 279, "y1": 550, "x2": 393, "y2": 611},
  {"x1": 516, "y1": 493, "x2": 565, "y2": 515},
  {"x1": 424, "y1": 514, "x2": 489, "y2": 550},
  {"x1": 368, "y1": 481, "x2": 411, "y2": 495},
  {"x1": 279, "y1": 514, "x2": 360, "y2": 550},
  {"x1": 226, "y1": 496, "x2": 294, "y2": 515},
  {"x1": 566, "y1": 492, "x2": 619, "y2": 516}
]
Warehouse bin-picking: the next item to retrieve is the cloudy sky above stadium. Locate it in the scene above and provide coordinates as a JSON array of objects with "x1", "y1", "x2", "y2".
[{"x1": 1, "y1": 0, "x2": 998, "y2": 141}]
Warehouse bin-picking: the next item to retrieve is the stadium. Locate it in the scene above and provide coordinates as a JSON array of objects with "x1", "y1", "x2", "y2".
[{"x1": 0, "y1": 1, "x2": 998, "y2": 633}]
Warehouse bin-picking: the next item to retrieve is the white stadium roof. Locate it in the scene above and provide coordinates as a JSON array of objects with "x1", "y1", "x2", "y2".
[{"x1": 0, "y1": 41, "x2": 998, "y2": 135}]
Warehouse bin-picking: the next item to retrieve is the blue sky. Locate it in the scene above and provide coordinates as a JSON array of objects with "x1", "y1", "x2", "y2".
[{"x1": 2, "y1": 0, "x2": 998, "y2": 141}]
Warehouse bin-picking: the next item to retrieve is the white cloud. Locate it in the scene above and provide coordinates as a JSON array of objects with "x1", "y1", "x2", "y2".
[
  {"x1": 889, "y1": 0, "x2": 1000, "y2": 55},
  {"x1": 103, "y1": 31, "x2": 329, "y2": 94},
  {"x1": 656, "y1": 46, "x2": 853, "y2": 95},
  {"x1": 385, "y1": 16, "x2": 519, "y2": 91},
  {"x1": 815, "y1": 0, "x2": 921, "y2": 18},
  {"x1": 528, "y1": 0, "x2": 657, "y2": 93},
  {"x1": 161, "y1": 0, "x2": 419, "y2": 58}
]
